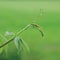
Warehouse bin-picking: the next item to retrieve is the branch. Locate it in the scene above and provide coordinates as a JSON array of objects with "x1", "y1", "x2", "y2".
[
  {"x1": 0, "y1": 23, "x2": 44, "y2": 48},
  {"x1": 0, "y1": 24, "x2": 31, "y2": 48}
]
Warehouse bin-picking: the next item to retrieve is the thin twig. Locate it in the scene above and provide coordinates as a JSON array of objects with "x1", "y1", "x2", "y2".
[
  {"x1": 0, "y1": 36, "x2": 15, "y2": 48},
  {"x1": 16, "y1": 24, "x2": 31, "y2": 36},
  {"x1": 0, "y1": 24, "x2": 31, "y2": 48},
  {"x1": 0, "y1": 23, "x2": 44, "y2": 48}
]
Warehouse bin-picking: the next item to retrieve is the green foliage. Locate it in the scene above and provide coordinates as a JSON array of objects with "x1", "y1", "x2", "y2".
[
  {"x1": 0, "y1": 1, "x2": 60, "y2": 60},
  {"x1": 14, "y1": 37, "x2": 23, "y2": 51},
  {"x1": 0, "y1": 23, "x2": 43, "y2": 56}
]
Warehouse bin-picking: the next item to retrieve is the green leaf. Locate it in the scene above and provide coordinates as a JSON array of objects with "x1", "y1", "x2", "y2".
[
  {"x1": 21, "y1": 39, "x2": 30, "y2": 53},
  {"x1": 14, "y1": 37, "x2": 30, "y2": 53},
  {"x1": 14, "y1": 37, "x2": 22, "y2": 52}
]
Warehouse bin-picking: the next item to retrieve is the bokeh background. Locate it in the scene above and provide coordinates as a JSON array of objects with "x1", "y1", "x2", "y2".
[{"x1": 0, "y1": 1, "x2": 60, "y2": 60}]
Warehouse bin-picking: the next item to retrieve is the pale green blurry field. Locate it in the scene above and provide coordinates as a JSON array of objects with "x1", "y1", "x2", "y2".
[{"x1": 0, "y1": 1, "x2": 60, "y2": 60}]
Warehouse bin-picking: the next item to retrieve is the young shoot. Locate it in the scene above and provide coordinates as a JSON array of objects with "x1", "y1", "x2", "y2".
[
  {"x1": 0, "y1": 23, "x2": 44, "y2": 50},
  {"x1": 0, "y1": 8, "x2": 44, "y2": 51}
]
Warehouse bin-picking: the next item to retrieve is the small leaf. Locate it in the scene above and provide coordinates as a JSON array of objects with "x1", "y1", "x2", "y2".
[
  {"x1": 21, "y1": 39, "x2": 30, "y2": 53},
  {"x1": 14, "y1": 37, "x2": 22, "y2": 52},
  {"x1": 5, "y1": 31, "x2": 15, "y2": 40},
  {"x1": 14, "y1": 37, "x2": 30, "y2": 53},
  {"x1": 5, "y1": 31, "x2": 15, "y2": 36}
]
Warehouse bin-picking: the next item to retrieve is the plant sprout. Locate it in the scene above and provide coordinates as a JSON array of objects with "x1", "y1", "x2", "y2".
[
  {"x1": 0, "y1": 23, "x2": 44, "y2": 52},
  {"x1": 0, "y1": 9, "x2": 44, "y2": 53}
]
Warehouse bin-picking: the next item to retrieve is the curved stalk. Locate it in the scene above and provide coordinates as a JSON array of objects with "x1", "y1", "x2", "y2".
[{"x1": 0, "y1": 23, "x2": 44, "y2": 48}]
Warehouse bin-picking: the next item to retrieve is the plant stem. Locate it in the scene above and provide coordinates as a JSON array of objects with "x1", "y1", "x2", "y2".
[
  {"x1": 16, "y1": 24, "x2": 31, "y2": 36},
  {"x1": 0, "y1": 36, "x2": 15, "y2": 48},
  {"x1": 0, "y1": 23, "x2": 44, "y2": 48},
  {"x1": 0, "y1": 24, "x2": 31, "y2": 48}
]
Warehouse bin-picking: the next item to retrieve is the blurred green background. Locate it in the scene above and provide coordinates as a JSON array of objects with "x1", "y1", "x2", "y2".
[{"x1": 0, "y1": 1, "x2": 60, "y2": 60}]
